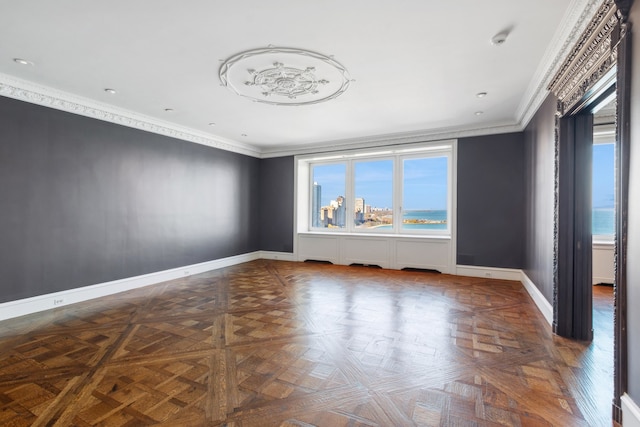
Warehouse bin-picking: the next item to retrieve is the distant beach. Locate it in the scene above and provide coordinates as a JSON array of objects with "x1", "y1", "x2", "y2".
[{"x1": 372, "y1": 210, "x2": 447, "y2": 230}]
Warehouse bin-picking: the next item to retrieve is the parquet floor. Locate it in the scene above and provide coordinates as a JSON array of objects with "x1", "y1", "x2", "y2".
[{"x1": 0, "y1": 260, "x2": 615, "y2": 426}]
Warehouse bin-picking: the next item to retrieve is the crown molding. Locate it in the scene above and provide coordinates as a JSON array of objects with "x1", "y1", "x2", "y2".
[
  {"x1": 548, "y1": 0, "x2": 618, "y2": 114},
  {"x1": 0, "y1": 71, "x2": 523, "y2": 159},
  {"x1": 0, "y1": 73, "x2": 262, "y2": 158},
  {"x1": 517, "y1": 0, "x2": 604, "y2": 128},
  {"x1": 0, "y1": 0, "x2": 604, "y2": 161},
  {"x1": 260, "y1": 122, "x2": 522, "y2": 158}
]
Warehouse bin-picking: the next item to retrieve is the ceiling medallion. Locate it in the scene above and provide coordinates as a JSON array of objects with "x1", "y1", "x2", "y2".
[{"x1": 219, "y1": 47, "x2": 351, "y2": 106}]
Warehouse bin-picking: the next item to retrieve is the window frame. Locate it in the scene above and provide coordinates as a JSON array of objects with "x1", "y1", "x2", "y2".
[
  {"x1": 399, "y1": 152, "x2": 452, "y2": 236},
  {"x1": 297, "y1": 140, "x2": 456, "y2": 238}
]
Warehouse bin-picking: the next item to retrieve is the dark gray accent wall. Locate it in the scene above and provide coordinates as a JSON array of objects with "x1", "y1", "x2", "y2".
[
  {"x1": 456, "y1": 132, "x2": 525, "y2": 269},
  {"x1": 523, "y1": 94, "x2": 557, "y2": 303},
  {"x1": 0, "y1": 96, "x2": 260, "y2": 303},
  {"x1": 627, "y1": 1, "x2": 640, "y2": 404},
  {"x1": 259, "y1": 156, "x2": 294, "y2": 252}
]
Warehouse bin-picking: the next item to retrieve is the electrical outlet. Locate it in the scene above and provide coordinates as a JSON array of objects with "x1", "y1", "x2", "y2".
[
  {"x1": 53, "y1": 298, "x2": 65, "y2": 306},
  {"x1": 485, "y1": 272, "x2": 492, "y2": 277}
]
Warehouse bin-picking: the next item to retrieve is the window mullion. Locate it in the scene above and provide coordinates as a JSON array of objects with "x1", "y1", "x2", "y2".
[
  {"x1": 345, "y1": 160, "x2": 354, "y2": 233},
  {"x1": 394, "y1": 155, "x2": 402, "y2": 234}
]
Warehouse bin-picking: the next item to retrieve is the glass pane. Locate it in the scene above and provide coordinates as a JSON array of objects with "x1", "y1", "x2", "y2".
[
  {"x1": 592, "y1": 143, "x2": 615, "y2": 235},
  {"x1": 311, "y1": 163, "x2": 346, "y2": 229},
  {"x1": 354, "y1": 160, "x2": 394, "y2": 229},
  {"x1": 402, "y1": 157, "x2": 448, "y2": 231}
]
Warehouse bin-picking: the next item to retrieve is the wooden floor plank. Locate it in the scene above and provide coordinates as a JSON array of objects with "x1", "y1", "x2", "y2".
[{"x1": 0, "y1": 260, "x2": 615, "y2": 426}]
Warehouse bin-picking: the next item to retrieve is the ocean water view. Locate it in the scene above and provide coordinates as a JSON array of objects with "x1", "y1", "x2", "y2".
[
  {"x1": 593, "y1": 208, "x2": 614, "y2": 235},
  {"x1": 376, "y1": 209, "x2": 612, "y2": 234},
  {"x1": 376, "y1": 210, "x2": 447, "y2": 230}
]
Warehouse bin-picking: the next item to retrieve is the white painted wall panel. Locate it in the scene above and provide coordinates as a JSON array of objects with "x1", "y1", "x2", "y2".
[
  {"x1": 396, "y1": 239, "x2": 451, "y2": 272},
  {"x1": 296, "y1": 233, "x2": 453, "y2": 273},
  {"x1": 343, "y1": 237, "x2": 389, "y2": 268},
  {"x1": 593, "y1": 242, "x2": 614, "y2": 284},
  {"x1": 298, "y1": 234, "x2": 340, "y2": 264}
]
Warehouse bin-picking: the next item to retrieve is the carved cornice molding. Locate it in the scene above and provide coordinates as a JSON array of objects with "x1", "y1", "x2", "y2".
[
  {"x1": 517, "y1": 0, "x2": 602, "y2": 127},
  {"x1": 0, "y1": 74, "x2": 262, "y2": 158},
  {"x1": 548, "y1": 0, "x2": 619, "y2": 115}
]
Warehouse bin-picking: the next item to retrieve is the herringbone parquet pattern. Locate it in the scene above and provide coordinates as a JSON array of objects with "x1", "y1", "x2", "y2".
[{"x1": 0, "y1": 260, "x2": 614, "y2": 426}]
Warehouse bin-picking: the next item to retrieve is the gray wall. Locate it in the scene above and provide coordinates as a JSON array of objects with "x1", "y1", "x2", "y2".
[
  {"x1": 457, "y1": 133, "x2": 525, "y2": 269},
  {"x1": 523, "y1": 94, "x2": 557, "y2": 302},
  {"x1": 259, "y1": 156, "x2": 294, "y2": 252},
  {"x1": 258, "y1": 135, "x2": 530, "y2": 269},
  {"x1": 627, "y1": 1, "x2": 640, "y2": 404},
  {"x1": 0, "y1": 96, "x2": 260, "y2": 303}
]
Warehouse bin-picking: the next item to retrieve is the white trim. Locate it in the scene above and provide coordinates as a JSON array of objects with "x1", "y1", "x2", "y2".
[
  {"x1": 296, "y1": 139, "x2": 456, "y2": 236},
  {"x1": 520, "y1": 271, "x2": 554, "y2": 325},
  {"x1": 0, "y1": 0, "x2": 598, "y2": 160},
  {"x1": 455, "y1": 265, "x2": 523, "y2": 282},
  {"x1": 0, "y1": 71, "x2": 520, "y2": 160},
  {"x1": 0, "y1": 252, "x2": 261, "y2": 321},
  {"x1": 2, "y1": 257, "x2": 556, "y2": 331},
  {"x1": 455, "y1": 266, "x2": 553, "y2": 326},
  {"x1": 592, "y1": 275, "x2": 614, "y2": 285},
  {"x1": 259, "y1": 251, "x2": 296, "y2": 261},
  {"x1": 0, "y1": 73, "x2": 262, "y2": 158},
  {"x1": 622, "y1": 394, "x2": 640, "y2": 427}
]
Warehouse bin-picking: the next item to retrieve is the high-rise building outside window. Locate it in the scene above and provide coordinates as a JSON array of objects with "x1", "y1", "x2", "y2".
[
  {"x1": 311, "y1": 163, "x2": 346, "y2": 229},
  {"x1": 354, "y1": 159, "x2": 393, "y2": 230},
  {"x1": 304, "y1": 142, "x2": 453, "y2": 235}
]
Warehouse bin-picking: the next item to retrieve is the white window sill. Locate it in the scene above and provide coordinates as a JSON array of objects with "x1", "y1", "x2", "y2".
[{"x1": 300, "y1": 231, "x2": 451, "y2": 240}]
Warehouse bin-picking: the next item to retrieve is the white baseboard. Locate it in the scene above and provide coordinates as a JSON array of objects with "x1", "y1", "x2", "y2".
[
  {"x1": 623, "y1": 394, "x2": 640, "y2": 427},
  {"x1": 1, "y1": 255, "x2": 554, "y2": 329},
  {"x1": 456, "y1": 265, "x2": 553, "y2": 326},
  {"x1": 0, "y1": 251, "x2": 261, "y2": 321},
  {"x1": 593, "y1": 275, "x2": 614, "y2": 285},
  {"x1": 455, "y1": 265, "x2": 523, "y2": 281},
  {"x1": 520, "y1": 272, "x2": 553, "y2": 325},
  {"x1": 259, "y1": 251, "x2": 295, "y2": 261}
]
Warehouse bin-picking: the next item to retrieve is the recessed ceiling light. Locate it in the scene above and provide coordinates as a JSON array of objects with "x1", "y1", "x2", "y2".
[
  {"x1": 476, "y1": 92, "x2": 487, "y2": 98},
  {"x1": 104, "y1": 88, "x2": 116, "y2": 94},
  {"x1": 164, "y1": 108, "x2": 174, "y2": 113},
  {"x1": 13, "y1": 58, "x2": 33, "y2": 66},
  {"x1": 491, "y1": 30, "x2": 509, "y2": 46},
  {"x1": 475, "y1": 111, "x2": 484, "y2": 116}
]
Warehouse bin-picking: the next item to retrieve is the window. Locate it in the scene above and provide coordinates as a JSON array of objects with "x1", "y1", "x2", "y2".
[
  {"x1": 300, "y1": 141, "x2": 455, "y2": 236},
  {"x1": 311, "y1": 163, "x2": 346, "y2": 228},
  {"x1": 592, "y1": 142, "x2": 614, "y2": 237},
  {"x1": 354, "y1": 159, "x2": 394, "y2": 229},
  {"x1": 402, "y1": 156, "x2": 448, "y2": 232}
]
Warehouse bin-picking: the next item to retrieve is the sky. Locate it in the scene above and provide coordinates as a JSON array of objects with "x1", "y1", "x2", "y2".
[
  {"x1": 312, "y1": 156, "x2": 448, "y2": 210},
  {"x1": 593, "y1": 143, "x2": 615, "y2": 208},
  {"x1": 313, "y1": 144, "x2": 613, "y2": 212}
]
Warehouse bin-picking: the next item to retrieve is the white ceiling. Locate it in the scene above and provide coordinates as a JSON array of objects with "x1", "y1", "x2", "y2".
[{"x1": 0, "y1": 0, "x2": 600, "y2": 157}]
